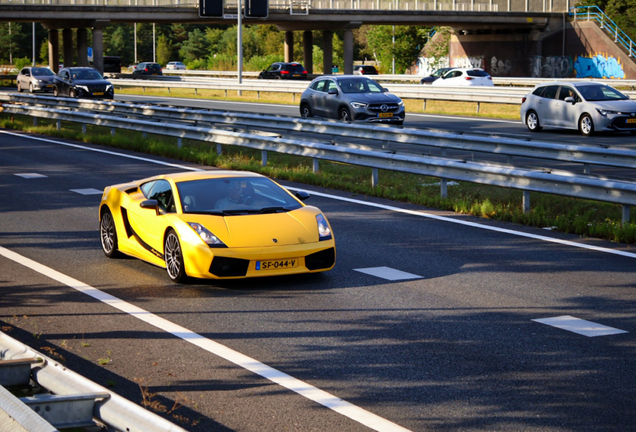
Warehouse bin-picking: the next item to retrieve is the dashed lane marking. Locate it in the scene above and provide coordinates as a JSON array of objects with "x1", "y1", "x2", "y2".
[
  {"x1": 532, "y1": 316, "x2": 628, "y2": 337},
  {"x1": 0, "y1": 245, "x2": 412, "y2": 432},
  {"x1": 15, "y1": 173, "x2": 47, "y2": 178},
  {"x1": 70, "y1": 188, "x2": 103, "y2": 195},
  {"x1": 354, "y1": 267, "x2": 422, "y2": 281}
]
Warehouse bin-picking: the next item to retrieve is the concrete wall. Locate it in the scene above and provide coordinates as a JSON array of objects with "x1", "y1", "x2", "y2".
[{"x1": 449, "y1": 21, "x2": 636, "y2": 79}]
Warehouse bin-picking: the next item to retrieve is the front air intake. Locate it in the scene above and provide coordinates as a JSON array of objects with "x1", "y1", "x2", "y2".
[
  {"x1": 210, "y1": 257, "x2": 250, "y2": 277},
  {"x1": 305, "y1": 248, "x2": 335, "y2": 270}
]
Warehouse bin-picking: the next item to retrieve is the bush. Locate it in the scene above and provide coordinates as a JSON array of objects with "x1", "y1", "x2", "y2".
[
  {"x1": 186, "y1": 58, "x2": 208, "y2": 70},
  {"x1": 14, "y1": 57, "x2": 32, "y2": 71}
]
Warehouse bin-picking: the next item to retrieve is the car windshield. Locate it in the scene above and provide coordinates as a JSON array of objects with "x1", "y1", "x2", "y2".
[
  {"x1": 338, "y1": 78, "x2": 384, "y2": 94},
  {"x1": 432, "y1": 68, "x2": 448, "y2": 77},
  {"x1": 32, "y1": 68, "x2": 55, "y2": 77},
  {"x1": 467, "y1": 70, "x2": 490, "y2": 77},
  {"x1": 177, "y1": 177, "x2": 303, "y2": 215},
  {"x1": 578, "y1": 85, "x2": 628, "y2": 101},
  {"x1": 72, "y1": 69, "x2": 103, "y2": 80}
]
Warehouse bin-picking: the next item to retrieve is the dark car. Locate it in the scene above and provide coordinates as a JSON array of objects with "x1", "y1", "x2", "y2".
[
  {"x1": 353, "y1": 65, "x2": 379, "y2": 75},
  {"x1": 258, "y1": 62, "x2": 308, "y2": 80},
  {"x1": 132, "y1": 62, "x2": 163, "y2": 76},
  {"x1": 300, "y1": 76, "x2": 405, "y2": 125},
  {"x1": 53, "y1": 67, "x2": 114, "y2": 99},
  {"x1": 16, "y1": 67, "x2": 56, "y2": 93},
  {"x1": 103, "y1": 56, "x2": 122, "y2": 73},
  {"x1": 420, "y1": 67, "x2": 452, "y2": 84}
]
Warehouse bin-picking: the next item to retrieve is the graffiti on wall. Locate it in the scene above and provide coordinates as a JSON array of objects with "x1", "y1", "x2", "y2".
[
  {"x1": 450, "y1": 56, "x2": 484, "y2": 69},
  {"x1": 529, "y1": 56, "x2": 573, "y2": 78},
  {"x1": 490, "y1": 56, "x2": 513, "y2": 75},
  {"x1": 416, "y1": 56, "x2": 450, "y2": 76},
  {"x1": 574, "y1": 54, "x2": 625, "y2": 79}
]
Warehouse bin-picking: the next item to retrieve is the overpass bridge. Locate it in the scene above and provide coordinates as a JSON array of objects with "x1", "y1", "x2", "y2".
[{"x1": 2, "y1": 0, "x2": 628, "y2": 80}]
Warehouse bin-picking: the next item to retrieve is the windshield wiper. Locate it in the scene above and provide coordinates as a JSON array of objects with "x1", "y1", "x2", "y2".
[{"x1": 259, "y1": 207, "x2": 291, "y2": 214}]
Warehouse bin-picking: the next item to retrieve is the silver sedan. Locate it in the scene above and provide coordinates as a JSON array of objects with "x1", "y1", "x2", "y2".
[
  {"x1": 16, "y1": 67, "x2": 56, "y2": 93},
  {"x1": 520, "y1": 81, "x2": 636, "y2": 136}
]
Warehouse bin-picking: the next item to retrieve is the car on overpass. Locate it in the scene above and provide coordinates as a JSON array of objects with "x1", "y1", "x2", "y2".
[
  {"x1": 166, "y1": 61, "x2": 186, "y2": 70},
  {"x1": 521, "y1": 81, "x2": 636, "y2": 136},
  {"x1": 353, "y1": 65, "x2": 379, "y2": 75},
  {"x1": 420, "y1": 67, "x2": 453, "y2": 85},
  {"x1": 431, "y1": 68, "x2": 494, "y2": 87},
  {"x1": 53, "y1": 67, "x2": 114, "y2": 99},
  {"x1": 300, "y1": 76, "x2": 405, "y2": 125},
  {"x1": 132, "y1": 62, "x2": 163, "y2": 76},
  {"x1": 99, "y1": 171, "x2": 336, "y2": 283},
  {"x1": 16, "y1": 66, "x2": 56, "y2": 93}
]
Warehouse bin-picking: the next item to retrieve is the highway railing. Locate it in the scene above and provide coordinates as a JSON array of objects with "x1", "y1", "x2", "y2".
[
  {"x1": 0, "y1": 330, "x2": 187, "y2": 432},
  {"x1": 2, "y1": 94, "x2": 636, "y2": 222},
  {"x1": 571, "y1": 5, "x2": 636, "y2": 59}
]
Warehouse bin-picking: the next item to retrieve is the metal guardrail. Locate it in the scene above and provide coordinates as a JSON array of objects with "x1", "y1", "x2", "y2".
[
  {"x1": 0, "y1": 0, "x2": 571, "y2": 13},
  {"x1": 571, "y1": 5, "x2": 636, "y2": 59},
  {"x1": 2, "y1": 96, "x2": 636, "y2": 223},
  {"x1": 3, "y1": 93, "x2": 636, "y2": 174},
  {"x1": 0, "y1": 331, "x2": 188, "y2": 432}
]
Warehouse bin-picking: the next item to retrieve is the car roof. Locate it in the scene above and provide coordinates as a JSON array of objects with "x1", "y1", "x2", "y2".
[
  {"x1": 144, "y1": 170, "x2": 265, "y2": 184},
  {"x1": 534, "y1": 81, "x2": 607, "y2": 88}
]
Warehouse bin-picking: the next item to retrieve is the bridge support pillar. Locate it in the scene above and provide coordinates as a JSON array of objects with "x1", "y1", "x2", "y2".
[
  {"x1": 343, "y1": 29, "x2": 354, "y2": 74},
  {"x1": 284, "y1": 31, "x2": 294, "y2": 63},
  {"x1": 77, "y1": 28, "x2": 88, "y2": 67},
  {"x1": 48, "y1": 29, "x2": 59, "y2": 72},
  {"x1": 303, "y1": 30, "x2": 313, "y2": 74},
  {"x1": 62, "y1": 28, "x2": 74, "y2": 67},
  {"x1": 322, "y1": 30, "x2": 333, "y2": 74},
  {"x1": 92, "y1": 27, "x2": 104, "y2": 74}
]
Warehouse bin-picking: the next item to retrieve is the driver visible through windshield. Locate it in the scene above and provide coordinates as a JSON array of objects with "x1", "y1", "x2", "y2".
[{"x1": 338, "y1": 78, "x2": 384, "y2": 94}]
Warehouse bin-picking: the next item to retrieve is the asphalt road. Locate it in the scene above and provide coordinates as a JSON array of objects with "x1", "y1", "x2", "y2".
[{"x1": 2, "y1": 128, "x2": 636, "y2": 432}]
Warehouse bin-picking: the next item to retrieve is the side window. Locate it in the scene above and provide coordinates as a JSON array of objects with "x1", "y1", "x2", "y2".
[
  {"x1": 140, "y1": 181, "x2": 156, "y2": 198},
  {"x1": 327, "y1": 80, "x2": 338, "y2": 92},
  {"x1": 148, "y1": 180, "x2": 175, "y2": 213},
  {"x1": 558, "y1": 87, "x2": 575, "y2": 101},
  {"x1": 532, "y1": 87, "x2": 545, "y2": 97},
  {"x1": 21, "y1": 68, "x2": 30, "y2": 76},
  {"x1": 311, "y1": 80, "x2": 326, "y2": 92},
  {"x1": 541, "y1": 85, "x2": 559, "y2": 99}
]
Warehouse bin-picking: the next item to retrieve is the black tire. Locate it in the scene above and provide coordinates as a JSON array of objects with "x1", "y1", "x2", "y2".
[
  {"x1": 100, "y1": 207, "x2": 121, "y2": 258},
  {"x1": 53, "y1": 87, "x2": 59, "y2": 97},
  {"x1": 300, "y1": 103, "x2": 313, "y2": 118},
  {"x1": 526, "y1": 110, "x2": 542, "y2": 132},
  {"x1": 164, "y1": 230, "x2": 188, "y2": 283},
  {"x1": 338, "y1": 107, "x2": 352, "y2": 122},
  {"x1": 29, "y1": 83, "x2": 34, "y2": 93},
  {"x1": 17, "y1": 82, "x2": 22, "y2": 92},
  {"x1": 579, "y1": 113, "x2": 594, "y2": 136},
  {"x1": 69, "y1": 89, "x2": 77, "y2": 99}
]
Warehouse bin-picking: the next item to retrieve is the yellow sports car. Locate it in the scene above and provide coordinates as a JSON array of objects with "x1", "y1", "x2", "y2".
[{"x1": 99, "y1": 170, "x2": 336, "y2": 282}]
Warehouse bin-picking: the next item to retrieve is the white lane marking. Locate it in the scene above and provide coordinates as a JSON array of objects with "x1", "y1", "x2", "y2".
[
  {"x1": 532, "y1": 316, "x2": 628, "y2": 337},
  {"x1": 3, "y1": 129, "x2": 636, "y2": 260},
  {"x1": 408, "y1": 112, "x2": 520, "y2": 125},
  {"x1": 70, "y1": 188, "x2": 103, "y2": 195},
  {"x1": 15, "y1": 173, "x2": 47, "y2": 178},
  {"x1": 354, "y1": 267, "x2": 422, "y2": 281},
  {"x1": 0, "y1": 245, "x2": 412, "y2": 432}
]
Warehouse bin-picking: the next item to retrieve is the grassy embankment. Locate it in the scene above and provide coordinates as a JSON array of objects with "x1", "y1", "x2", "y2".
[{"x1": 2, "y1": 84, "x2": 636, "y2": 244}]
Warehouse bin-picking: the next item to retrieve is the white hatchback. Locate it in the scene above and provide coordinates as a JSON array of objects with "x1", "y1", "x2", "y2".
[
  {"x1": 431, "y1": 68, "x2": 494, "y2": 87},
  {"x1": 165, "y1": 61, "x2": 186, "y2": 70}
]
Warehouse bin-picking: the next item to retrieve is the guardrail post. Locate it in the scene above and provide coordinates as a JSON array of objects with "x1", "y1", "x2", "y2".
[
  {"x1": 217, "y1": 143, "x2": 222, "y2": 155},
  {"x1": 313, "y1": 159, "x2": 319, "y2": 173},
  {"x1": 82, "y1": 124, "x2": 87, "y2": 134},
  {"x1": 177, "y1": 137, "x2": 182, "y2": 148},
  {"x1": 293, "y1": 94, "x2": 296, "y2": 103},
  {"x1": 423, "y1": 99, "x2": 427, "y2": 110},
  {"x1": 523, "y1": 190, "x2": 530, "y2": 214},
  {"x1": 56, "y1": 120, "x2": 61, "y2": 130},
  {"x1": 195, "y1": 88, "x2": 198, "y2": 96},
  {"x1": 111, "y1": 128, "x2": 116, "y2": 136},
  {"x1": 622, "y1": 205, "x2": 630, "y2": 225},
  {"x1": 168, "y1": 87, "x2": 171, "y2": 94},
  {"x1": 440, "y1": 179, "x2": 447, "y2": 198},
  {"x1": 33, "y1": 117, "x2": 37, "y2": 126},
  {"x1": 257, "y1": 91, "x2": 260, "y2": 99},
  {"x1": 262, "y1": 150, "x2": 268, "y2": 166},
  {"x1": 476, "y1": 102, "x2": 481, "y2": 114},
  {"x1": 372, "y1": 168, "x2": 379, "y2": 187},
  {"x1": 584, "y1": 163, "x2": 591, "y2": 174},
  {"x1": 225, "y1": 90, "x2": 228, "y2": 97}
]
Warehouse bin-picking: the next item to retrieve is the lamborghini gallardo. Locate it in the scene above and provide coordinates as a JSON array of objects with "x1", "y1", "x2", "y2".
[{"x1": 99, "y1": 171, "x2": 336, "y2": 283}]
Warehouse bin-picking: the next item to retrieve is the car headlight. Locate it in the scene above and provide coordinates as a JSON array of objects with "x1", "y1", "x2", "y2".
[
  {"x1": 316, "y1": 214, "x2": 332, "y2": 241},
  {"x1": 597, "y1": 108, "x2": 619, "y2": 116},
  {"x1": 106, "y1": 84, "x2": 113, "y2": 92},
  {"x1": 76, "y1": 85, "x2": 89, "y2": 92},
  {"x1": 188, "y1": 222, "x2": 226, "y2": 247},
  {"x1": 398, "y1": 100, "x2": 404, "y2": 107},
  {"x1": 350, "y1": 101, "x2": 368, "y2": 109}
]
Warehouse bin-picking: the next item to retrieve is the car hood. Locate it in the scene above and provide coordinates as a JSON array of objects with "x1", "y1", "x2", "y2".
[
  {"x1": 590, "y1": 99, "x2": 636, "y2": 111},
  {"x1": 347, "y1": 92, "x2": 402, "y2": 103},
  {"x1": 182, "y1": 207, "x2": 321, "y2": 247},
  {"x1": 73, "y1": 79, "x2": 112, "y2": 86}
]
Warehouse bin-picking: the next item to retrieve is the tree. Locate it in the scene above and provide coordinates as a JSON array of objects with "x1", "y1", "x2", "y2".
[
  {"x1": 179, "y1": 28, "x2": 208, "y2": 63},
  {"x1": 156, "y1": 34, "x2": 172, "y2": 66},
  {"x1": 366, "y1": 25, "x2": 428, "y2": 73},
  {"x1": 39, "y1": 39, "x2": 49, "y2": 65}
]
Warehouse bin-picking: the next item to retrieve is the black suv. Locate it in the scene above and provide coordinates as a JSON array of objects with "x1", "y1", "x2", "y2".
[
  {"x1": 132, "y1": 62, "x2": 163, "y2": 76},
  {"x1": 353, "y1": 65, "x2": 379, "y2": 75},
  {"x1": 53, "y1": 67, "x2": 114, "y2": 99},
  {"x1": 258, "y1": 62, "x2": 308, "y2": 80}
]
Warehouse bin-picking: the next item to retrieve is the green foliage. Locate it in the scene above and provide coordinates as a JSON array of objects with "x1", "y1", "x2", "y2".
[
  {"x1": 366, "y1": 25, "x2": 429, "y2": 73},
  {"x1": 179, "y1": 28, "x2": 208, "y2": 63},
  {"x1": 39, "y1": 40, "x2": 49, "y2": 65},
  {"x1": 156, "y1": 34, "x2": 172, "y2": 66},
  {"x1": 14, "y1": 57, "x2": 31, "y2": 70},
  {"x1": 244, "y1": 54, "x2": 283, "y2": 72}
]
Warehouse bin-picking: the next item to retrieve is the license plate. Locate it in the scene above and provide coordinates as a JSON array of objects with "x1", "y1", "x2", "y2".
[
  {"x1": 256, "y1": 259, "x2": 298, "y2": 270},
  {"x1": 293, "y1": 74, "x2": 301, "y2": 77},
  {"x1": 93, "y1": 92, "x2": 104, "y2": 96},
  {"x1": 45, "y1": 85, "x2": 53, "y2": 88},
  {"x1": 378, "y1": 113, "x2": 393, "y2": 118},
  {"x1": 627, "y1": 118, "x2": 636, "y2": 124}
]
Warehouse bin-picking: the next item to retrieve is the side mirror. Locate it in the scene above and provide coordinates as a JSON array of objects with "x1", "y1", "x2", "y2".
[
  {"x1": 328, "y1": 88, "x2": 338, "y2": 95},
  {"x1": 383, "y1": 87, "x2": 389, "y2": 92},
  {"x1": 294, "y1": 190, "x2": 310, "y2": 201},
  {"x1": 564, "y1": 96, "x2": 575, "y2": 104},
  {"x1": 140, "y1": 199, "x2": 159, "y2": 210}
]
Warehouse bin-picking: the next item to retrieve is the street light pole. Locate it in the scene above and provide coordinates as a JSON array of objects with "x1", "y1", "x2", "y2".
[{"x1": 237, "y1": 0, "x2": 243, "y2": 86}]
